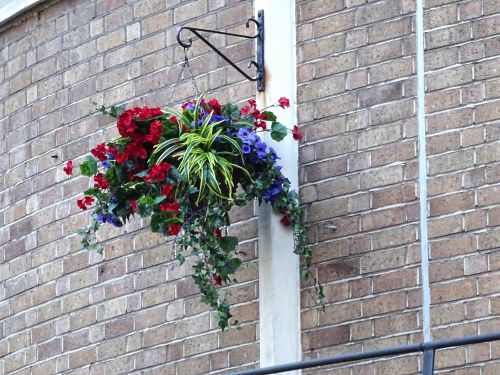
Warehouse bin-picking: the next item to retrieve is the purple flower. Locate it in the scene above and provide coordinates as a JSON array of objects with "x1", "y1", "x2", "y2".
[
  {"x1": 242, "y1": 144, "x2": 251, "y2": 154},
  {"x1": 210, "y1": 114, "x2": 227, "y2": 123},
  {"x1": 254, "y1": 141, "x2": 268, "y2": 159},
  {"x1": 186, "y1": 103, "x2": 196, "y2": 111},
  {"x1": 106, "y1": 215, "x2": 123, "y2": 227},
  {"x1": 237, "y1": 128, "x2": 252, "y2": 144},
  {"x1": 263, "y1": 180, "x2": 283, "y2": 202},
  {"x1": 269, "y1": 147, "x2": 280, "y2": 164},
  {"x1": 102, "y1": 160, "x2": 111, "y2": 171}
]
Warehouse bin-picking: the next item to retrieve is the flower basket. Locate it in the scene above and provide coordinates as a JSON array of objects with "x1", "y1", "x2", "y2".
[{"x1": 66, "y1": 95, "x2": 322, "y2": 329}]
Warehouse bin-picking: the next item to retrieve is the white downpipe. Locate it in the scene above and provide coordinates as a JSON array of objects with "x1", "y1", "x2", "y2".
[
  {"x1": 416, "y1": 0, "x2": 431, "y2": 341},
  {"x1": 255, "y1": 0, "x2": 301, "y2": 371}
]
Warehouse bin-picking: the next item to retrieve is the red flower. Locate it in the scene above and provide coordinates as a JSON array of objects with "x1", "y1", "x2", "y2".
[
  {"x1": 248, "y1": 99, "x2": 256, "y2": 108},
  {"x1": 240, "y1": 106, "x2": 250, "y2": 116},
  {"x1": 213, "y1": 275, "x2": 223, "y2": 286},
  {"x1": 137, "y1": 106, "x2": 162, "y2": 120},
  {"x1": 169, "y1": 116, "x2": 177, "y2": 124},
  {"x1": 161, "y1": 184, "x2": 174, "y2": 197},
  {"x1": 213, "y1": 227, "x2": 222, "y2": 240},
  {"x1": 160, "y1": 200, "x2": 180, "y2": 212},
  {"x1": 77, "y1": 195, "x2": 94, "y2": 210},
  {"x1": 117, "y1": 110, "x2": 138, "y2": 138},
  {"x1": 280, "y1": 214, "x2": 291, "y2": 227},
  {"x1": 168, "y1": 223, "x2": 182, "y2": 236},
  {"x1": 278, "y1": 97, "x2": 290, "y2": 108},
  {"x1": 146, "y1": 120, "x2": 163, "y2": 144},
  {"x1": 125, "y1": 141, "x2": 148, "y2": 159},
  {"x1": 63, "y1": 160, "x2": 73, "y2": 175},
  {"x1": 131, "y1": 200, "x2": 137, "y2": 213},
  {"x1": 254, "y1": 120, "x2": 267, "y2": 130},
  {"x1": 115, "y1": 152, "x2": 128, "y2": 164},
  {"x1": 93, "y1": 173, "x2": 109, "y2": 189},
  {"x1": 292, "y1": 125, "x2": 302, "y2": 141},
  {"x1": 208, "y1": 98, "x2": 222, "y2": 115},
  {"x1": 91, "y1": 143, "x2": 108, "y2": 161},
  {"x1": 146, "y1": 163, "x2": 171, "y2": 182}
]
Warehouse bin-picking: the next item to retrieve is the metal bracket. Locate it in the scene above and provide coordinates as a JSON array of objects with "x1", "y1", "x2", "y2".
[{"x1": 176, "y1": 10, "x2": 265, "y2": 91}]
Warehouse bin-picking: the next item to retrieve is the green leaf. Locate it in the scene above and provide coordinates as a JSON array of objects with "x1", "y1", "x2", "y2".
[
  {"x1": 222, "y1": 103, "x2": 240, "y2": 119},
  {"x1": 176, "y1": 253, "x2": 186, "y2": 265},
  {"x1": 262, "y1": 111, "x2": 277, "y2": 122},
  {"x1": 154, "y1": 195, "x2": 167, "y2": 204},
  {"x1": 270, "y1": 122, "x2": 288, "y2": 142},
  {"x1": 83, "y1": 188, "x2": 100, "y2": 196},
  {"x1": 138, "y1": 196, "x2": 155, "y2": 206},
  {"x1": 219, "y1": 236, "x2": 238, "y2": 253},
  {"x1": 99, "y1": 104, "x2": 125, "y2": 118},
  {"x1": 80, "y1": 156, "x2": 98, "y2": 176}
]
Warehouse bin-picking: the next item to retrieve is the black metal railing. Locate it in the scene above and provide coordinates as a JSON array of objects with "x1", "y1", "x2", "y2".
[{"x1": 233, "y1": 331, "x2": 500, "y2": 375}]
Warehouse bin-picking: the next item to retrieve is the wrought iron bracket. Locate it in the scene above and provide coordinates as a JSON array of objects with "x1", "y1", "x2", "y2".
[{"x1": 176, "y1": 10, "x2": 265, "y2": 91}]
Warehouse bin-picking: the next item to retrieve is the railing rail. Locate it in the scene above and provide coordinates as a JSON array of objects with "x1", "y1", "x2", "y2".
[{"x1": 233, "y1": 331, "x2": 500, "y2": 375}]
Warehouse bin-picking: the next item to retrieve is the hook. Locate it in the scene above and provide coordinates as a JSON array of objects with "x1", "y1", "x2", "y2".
[
  {"x1": 247, "y1": 60, "x2": 259, "y2": 69},
  {"x1": 176, "y1": 27, "x2": 193, "y2": 48},
  {"x1": 246, "y1": 18, "x2": 260, "y2": 29}
]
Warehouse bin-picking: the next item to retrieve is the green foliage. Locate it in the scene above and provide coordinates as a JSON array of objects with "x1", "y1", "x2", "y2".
[
  {"x1": 99, "y1": 104, "x2": 125, "y2": 118},
  {"x1": 270, "y1": 122, "x2": 288, "y2": 141},
  {"x1": 222, "y1": 103, "x2": 240, "y2": 119},
  {"x1": 79, "y1": 156, "x2": 98, "y2": 176}
]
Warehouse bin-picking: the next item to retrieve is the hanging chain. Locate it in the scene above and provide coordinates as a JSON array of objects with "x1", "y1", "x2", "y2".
[
  {"x1": 165, "y1": 48, "x2": 200, "y2": 107},
  {"x1": 183, "y1": 49, "x2": 201, "y2": 97}
]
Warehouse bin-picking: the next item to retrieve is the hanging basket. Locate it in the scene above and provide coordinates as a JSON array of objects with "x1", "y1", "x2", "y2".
[{"x1": 65, "y1": 95, "x2": 322, "y2": 330}]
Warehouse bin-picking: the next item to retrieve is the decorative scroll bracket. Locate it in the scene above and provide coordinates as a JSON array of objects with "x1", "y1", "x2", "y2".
[{"x1": 176, "y1": 10, "x2": 265, "y2": 91}]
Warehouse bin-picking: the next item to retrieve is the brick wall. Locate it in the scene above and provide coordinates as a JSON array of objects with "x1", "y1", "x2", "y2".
[
  {"x1": 298, "y1": 0, "x2": 500, "y2": 373},
  {"x1": 425, "y1": 0, "x2": 500, "y2": 373},
  {"x1": 2, "y1": 0, "x2": 500, "y2": 374},
  {"x1": 0, "y1": 0, "x2": 260, "y2": 374}
]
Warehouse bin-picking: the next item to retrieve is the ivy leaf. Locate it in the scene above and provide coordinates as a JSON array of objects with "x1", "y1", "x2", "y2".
[
  {"x1": 176, "y1": 253, "x2": 186, "y2": 265},
  {"x1": 262, "y1": 111, "x2": 277, "y2": 122},
  {"x1": 222, "y1": 103, "x2": 240, "y2": 119},
  {"x1": 270, "y1": 122, "x2": 288, "y2": 142},
  {"x1": 138, "y1": 196, "x2": 155, "y2": 206},
  {"x1": 80, "y1": 156, "x2": 98, "y2": 176},
  {"x1": 219, "y1": 236, "x2": 238, "y2": 253},
  {"x1": 136, "y1": 204, "x2": 152, "y2": 218},
  {"x1": 83, "y1": 188, "x2": 100, "y2": 196},
  {"x1": 226, "y1": 258, "x2": 241, "y2": 274},
  {"x1": 99, "y1": 104, "x2": 125, "y2": 118}
]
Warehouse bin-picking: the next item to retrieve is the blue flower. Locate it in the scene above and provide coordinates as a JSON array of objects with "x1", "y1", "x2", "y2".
[
  {"x1": 102, "y1": 160, "x2": 111, "y2": 171},
  {"x1": 242, "y1": 144, "x2": 251, "y2": 154},
  {"x1": 237, "y1": 128, "x2": 252, "y2": 144},
  {"x1": 210, "y1": 114, "x2": 227, "y2": 123},
  {"x1": 186, "y1": 103, "x2": 196, "y2": 111},
  {"x1": 97, "y1": 212, "x2": 106, "y2": 223},
  {"x1": 106, "y1": 215, "x2": 123, "y2": 227},
  {"x1": 254, "y1": 141, "x2": 268, "y2": 159},
  {"x1": 263, "y1": 180, "x2": 283, "y2": 202},
  {"x1": 269, "y1": 147, "x2": 280, "y2": 164}
]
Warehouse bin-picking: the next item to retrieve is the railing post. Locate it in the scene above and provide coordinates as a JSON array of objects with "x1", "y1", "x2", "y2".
[{"x1": 422, "y1": 349, "x2": 435, "y2": 375}]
